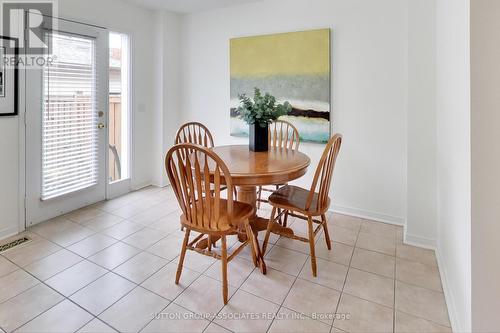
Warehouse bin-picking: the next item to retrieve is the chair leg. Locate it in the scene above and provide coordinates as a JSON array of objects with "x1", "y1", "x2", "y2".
[
  {"x1": 321, "y1": 214, "x2": 332, "y2": 250},
  {"x1": 262, "y1": 207, "x2": 277, "y2": 255},
  {"x1": 283, "y1": 210, "x2": 289, "y2": 228},
  {"x1": 257, "y1": 186, "x2": 262, "y2": 209},
  {"x1": 245, "y1": 221, "x2": 258, "y2": 267},
  {"x1": 176, "y1": 229, "x2": 190, "y2": 284},
  {"x1": 307, "y1": 216, "x2": 317, "y2": 277},
  {"x1": 275, "y1": 185, "x2": 282, "y2": 225},
  {"x1": 221, "y1": 235, "x2": 228, "y2": 304}
]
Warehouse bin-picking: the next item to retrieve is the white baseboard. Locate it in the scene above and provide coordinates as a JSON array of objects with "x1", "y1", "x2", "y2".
[
  {"x1": 330, "y1": 206, "x2": 439, "y2": 250},
  {"x1": 435, "y1": 248, "x2": 469, "y2": 333},
  {"x1": 404, "y1": 229, "x2": 437, "y2": 250},
  {"x1": 0, "y1": 226, "x2": 20, "y2": 241},
  {"x1": 330, "y1": 205, "x2": 405, "y2": 226},
  {"x1": 151, "y1": 177, "x2": 168, "y2": 188},
  {"x1": 152, "y1": 180, "x2": 170, "y2": 188},
  {"x1": 131, "y1": 181, "x2": 154, "y2": 191}
]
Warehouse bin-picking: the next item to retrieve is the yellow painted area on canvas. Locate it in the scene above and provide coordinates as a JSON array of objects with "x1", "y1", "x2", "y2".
[{"x1": 230, "y1": 29, "x2": 330, "y2": 77}]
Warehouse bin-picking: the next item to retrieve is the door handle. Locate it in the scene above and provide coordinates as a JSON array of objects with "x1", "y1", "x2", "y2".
[{"x1": 97, "y1": 123, "x2": 105, "y2": 129}]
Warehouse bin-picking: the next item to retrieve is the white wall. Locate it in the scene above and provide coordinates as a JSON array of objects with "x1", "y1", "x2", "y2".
[
  {"x1": 470, "y1": 0, "x2": 500, "y2": 331},
  {"x1": 406, "y1": 0, "x2": 438, "y2": 248},
  {"x1": 0, "y1": 118, "x2": 21, "y2": 239},
  {"x1": 435, "y1": 0, "x2": 471, "y2": 332},
  {"x1": 152, "y1": 11, "x2": 182, "y2": 187},
  {"x1": 0, "y1": 0, "x2": 161, "y2": 237},
  {"x1": 179, "y1": 0, "x2": 408, "y2": 224}
]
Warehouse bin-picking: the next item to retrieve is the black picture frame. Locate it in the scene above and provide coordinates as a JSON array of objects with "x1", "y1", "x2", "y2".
[{"x1": 0, "y1": 36, "x2": 19, "y2": 117}]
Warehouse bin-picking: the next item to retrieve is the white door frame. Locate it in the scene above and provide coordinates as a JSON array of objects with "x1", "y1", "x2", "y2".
[
  {"x1": 17, "y1": 17, "x2": 137, "y2": 232},
  {"x1": 106, "y1": 31, "x2": 132, "y2": 200},
  {"x1": 24, "y1": 15, "x2": 109, "y2": 226}
]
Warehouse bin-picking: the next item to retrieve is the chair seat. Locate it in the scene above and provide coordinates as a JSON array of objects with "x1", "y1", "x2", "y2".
[
  {"x1": 268, "y1": 185, "x2": 330, "y2": 215},
  {"x1": 181, "y1": 198, "x2": 254, "y2": 233}
]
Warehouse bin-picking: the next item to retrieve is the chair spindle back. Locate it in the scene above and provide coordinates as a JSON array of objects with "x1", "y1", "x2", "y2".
[
  {"x1": 166, "y1": 144, "x2": 235, "y2": 232},
  {"x1": 268, "y1": 120, "x2": 300, "y2": 151},
  {"x1": 306, "y1": 134, "x2": 342, "y2": 212},
  {"x1": 175, "y1": 122, "x2": 215, "y2": 148}
]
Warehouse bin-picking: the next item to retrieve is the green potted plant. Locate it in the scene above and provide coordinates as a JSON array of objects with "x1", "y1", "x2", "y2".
[{"x1": 237, "y1": 88, "x2": 292, "y2": 152}]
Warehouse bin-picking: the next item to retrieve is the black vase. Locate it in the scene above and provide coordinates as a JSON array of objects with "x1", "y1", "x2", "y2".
[{"x1": 249, "y1": 123, "x2": 268, "y2": 152}]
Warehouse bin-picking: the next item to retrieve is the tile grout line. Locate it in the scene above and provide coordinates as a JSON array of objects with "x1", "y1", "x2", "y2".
[
  {"x1": 0, "y1": 256, "x2": 99, "y2": 332},
  {"x1": 263, "y1": 212, "x2": 339, "y2": 333},
  {"x1": 139, "y1": 249, "x2": 226, "y2": 332},
  {"x1": 0, "y1": 249, "x2": 84, "y2": 286},
  {"x1": 0, "y1": 235, "x2": 63, "y2": 268},
  {"x1": 2, "y1": 232, "x2": 444, "y2": 328},
  {"x1": 265, "y1": 246, "x2": 310, "y2": 333},
  {"x1": 1, "y1": 190, "x2": 448, "y2": 332},
  {"x1": 0, "y1": 188, "x2": 173, "y2": 332},
  {"x1": 157, "y1": 224, "x2": 291, "y2": 332},
  {"x1": 331, "y1": 217, "x2": 361, "y2": 332},
  {"x1": 134, "y1": 233, "x2": 450, "y2": 329},
  {"x1": 90, "y1": 262, "x2": 177, "y2": 332},
  {"x1": 120, "y1": 192, "x2": 439, "y2": 330},
  {"x1": 102, "y1": 197, "x2": 173, "y2": 221},
  {"x1": 204, "y1": 235, "x2": 282, "y2": 332},
  {"x1": 394, "y1": 308, "x2": 452, "y2": 329},
  {"x1": 33, "y1": 223, "x2": 101, "y2": 249},
  {"x1": 74, "y1": 255, "x2": 181, "y2": 332},
  {"x1": 95, "y1": 209, "x2": 183, "y2": 249},
  {"x1": 25, "y1": 253, "x2": 86, "y2": 285},
  {"x1": 1, "y1": 232, "x2": 173, "y2": 331},
  {"x1": 135, "y1": 228, "x2": 234, "y2": 331},
  {"x1": 2, "y1": 211, "x2": 363, "y2": 331}
]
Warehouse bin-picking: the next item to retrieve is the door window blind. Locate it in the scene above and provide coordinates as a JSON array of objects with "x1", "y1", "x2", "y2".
[{"x1": 41, "y1": 32, "x2": 98, "y2": 200}]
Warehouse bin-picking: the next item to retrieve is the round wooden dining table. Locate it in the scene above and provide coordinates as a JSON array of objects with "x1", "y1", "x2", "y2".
[{"x1": 210, "y1": 145, "x2": 311, "y2": 273}]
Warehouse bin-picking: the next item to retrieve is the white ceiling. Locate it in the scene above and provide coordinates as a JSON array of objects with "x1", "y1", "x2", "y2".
[{"x1": 125, "y1": 0, "x2": 262, "y2": 13}]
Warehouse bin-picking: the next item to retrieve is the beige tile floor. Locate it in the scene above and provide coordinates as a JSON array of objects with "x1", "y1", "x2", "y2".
[{"x1": 0, "y1": 186, "x2": 452, "y2": 333}]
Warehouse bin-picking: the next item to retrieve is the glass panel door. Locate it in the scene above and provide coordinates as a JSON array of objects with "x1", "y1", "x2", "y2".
[{"x1": 25, "y1": 18, "x2": 108, "y2": 225}]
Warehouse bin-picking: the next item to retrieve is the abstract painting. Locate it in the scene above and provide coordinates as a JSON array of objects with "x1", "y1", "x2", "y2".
[{"x1": 230, "y1": 28, "x2": 331, "y2": 143}]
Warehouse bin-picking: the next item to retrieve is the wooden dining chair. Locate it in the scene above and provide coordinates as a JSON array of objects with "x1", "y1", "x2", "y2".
[
  {"x1": 268, "y1": 119, "x2": 301, "y2": 151},
  {"x1": 166, "y1": 143, "x2": 258, "y2": 304},
  {"x1": 175, "y1": 122, "x2": 215, "y2": 147},
  {"x1": 262, "y1": 134, "x2": 342, "y2": 277},
  {"x1": 175, "y1": 121, "x2": 233, "y2": 189},
  {"x1": 257, "y1": 120, "x2": 300, "y2": 219}
]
